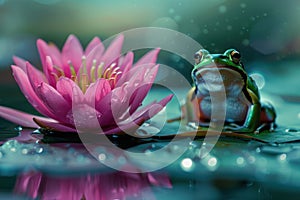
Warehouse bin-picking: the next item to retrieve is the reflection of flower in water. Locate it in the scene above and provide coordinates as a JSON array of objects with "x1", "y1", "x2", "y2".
[
  {"x1": 14, "y1": 171, "x2": 172, "y2": 200},
  {"x1": 0, "y1": 34, "x2": 172, "y2": 134}
]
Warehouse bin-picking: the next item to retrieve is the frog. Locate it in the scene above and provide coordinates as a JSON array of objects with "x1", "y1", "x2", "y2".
[{"x1": 180, "y1": 48, "x2": 276, "y2": 133}]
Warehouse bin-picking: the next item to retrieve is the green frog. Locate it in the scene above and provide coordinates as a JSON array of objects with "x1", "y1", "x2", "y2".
[{"x1": 182, "y1": 48, "x2": 276, "y2": 133}]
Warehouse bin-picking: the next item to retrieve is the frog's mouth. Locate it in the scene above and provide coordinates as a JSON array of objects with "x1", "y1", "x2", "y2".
[{"x1": 193, "y1": 64, "x2": 247, "y2": 94}]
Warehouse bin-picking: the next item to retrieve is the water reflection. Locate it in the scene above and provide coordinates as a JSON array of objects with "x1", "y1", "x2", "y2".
[{"x1": 14, "y1": 171, "x2": 172, "y2": 200}]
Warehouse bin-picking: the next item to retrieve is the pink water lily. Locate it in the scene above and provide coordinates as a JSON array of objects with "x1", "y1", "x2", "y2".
[{"x1": 0, "y1": 34, "x2": 172, "y2": 134}]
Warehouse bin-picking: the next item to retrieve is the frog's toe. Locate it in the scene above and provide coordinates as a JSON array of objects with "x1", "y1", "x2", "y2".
[{"x1": 255, "y1": 122, "x2": 277, "y2": 134}]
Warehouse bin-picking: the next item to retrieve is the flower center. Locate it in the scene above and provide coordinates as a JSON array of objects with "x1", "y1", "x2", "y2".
[{"x1": 52, "y1": 56, "x2": 121, "y2": 93}]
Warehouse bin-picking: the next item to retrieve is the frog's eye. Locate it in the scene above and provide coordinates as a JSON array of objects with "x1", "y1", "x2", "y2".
[
  {"x1": 194, "y1": 52, "x2": 203, "y2": 64},
  {"x1": 194, "y1": 50, "x2": 207, "y2": 64},
  {"x1": 230, "y1": 50, "x2": 241, "y2": 64}
]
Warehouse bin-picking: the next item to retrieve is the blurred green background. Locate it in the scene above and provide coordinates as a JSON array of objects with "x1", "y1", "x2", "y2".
[
  {"x1": 0, "y1": 0, "x2": 299, "y2": 104},
  {"x1": 1, "y1": 0, "x2": 300, "y2": 67}
]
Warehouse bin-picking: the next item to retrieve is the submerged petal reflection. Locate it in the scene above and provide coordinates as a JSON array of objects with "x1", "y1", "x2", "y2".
[{"x1": 14, "y1": 171, "x2": 172, "y2": 200}]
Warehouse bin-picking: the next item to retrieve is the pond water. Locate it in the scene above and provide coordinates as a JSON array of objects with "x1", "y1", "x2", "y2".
[{"x1": 0, "y1": 84, "x2": 299, "y2": 199}]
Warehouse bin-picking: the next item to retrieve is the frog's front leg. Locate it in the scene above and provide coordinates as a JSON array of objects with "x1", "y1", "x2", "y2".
[
  {"x1": 255, "y1": 102, "x2": 277, "y2": 133},
  {"x1": 224, "y1": 102, "x2": 261, "y2": 133}
]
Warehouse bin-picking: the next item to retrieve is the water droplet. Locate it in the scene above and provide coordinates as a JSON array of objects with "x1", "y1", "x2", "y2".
[
  {"x1": 180, "y1": 158, "x2": 194, "y2": 171},
  {"x1": 15, "y1": 126, "x2": 22, "y2": 131},
  {"x1": 255, "y1": 147, "x2": 261, "y2": 153},
  {"x1": 236, "y1": 156, "x2": 245, "y2": 166},
  {"x1": 278, "y1": 153, "x2": 287, "y2": 162},
  {"x1": 248, "y1": 155, "x2": 256, "y2": 164},
  {"x1": 242, "y1": 39, "x2": 250, "y2": 46},
  {"x1": 168, "y1": 8, "x2": 175, "y2": 14},
  {"x1": 98, "y1": 153, "x2": 106, "y2": 161},
  {"x1": 21, "y1": 148, "x2": 28, "y2": 155},
  {"x1": 207, "y1": 157, "x2": 217, "y2": 167},
  {"x1": 203, "y1": 29, "x2": 209, "y2": 34},
  {"x1": 240, "y1": 3, "x2": 247, "y2": 8},
  {"x1": 218, "y1": 5, "x2": 227, "y2": 14},
  {"x1": 227, "y1": 25, "x2": 232, "y2": 31},
  {"x1": 35, "y1": 146, "x2": 44, "y2": 154},
  {"x1": 285, "y1": 128, "x2": 300, "y2": 133}
]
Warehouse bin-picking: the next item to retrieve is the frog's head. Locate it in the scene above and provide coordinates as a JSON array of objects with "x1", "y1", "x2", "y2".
[
  {"x1": 192, "y1": 48, "x2": 249, "y2": 96},
  {"x1": 193, "y1": 48, "x2": 245, "y2": 71}
]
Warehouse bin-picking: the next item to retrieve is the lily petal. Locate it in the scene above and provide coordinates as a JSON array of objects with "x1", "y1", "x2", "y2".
[
  {"x1": 85, "y1": 44, "x2": 105, "y2": 77},
  {"x1": 56, "y1": 77, "x2": 84, "y2": 104},
  {"x1": 134, "y1": 48, "x2": 160, "y2": 68},
  {"x1": 26, "y1": 62, "x2": 47, "y2": 93},
  {"x1": 11, "y1": 65, "x2": 56, "y2": 118},
  {"x1": 85, "y1": 78, "x2": 111, "y2": 108},
  {"x1": 101, "y1": 35, "x2": 124, "y2": 69},
  {"x1": 0, "y1": 105, "x2": 56, "y2": 128},
  {"x1": 129, "y1": 65, "x2": 159, "y2": 113},
  {"x1": 62, "y1": 35, "x2": 83, "y2": 73},
  {"x1": 37, "y1": 39, "x2": 62, "y2": 74},
  {"x1": 37, "y1": 82, "x2": 71, "y2": 123},
  {"x1": 85, "y1": 37, "x2": 104, "y2": 55},
  {"x1": 100, "y1": 114, "x2": 146, "y2": 135},
  {"x1": 33, "y1": 118, "x2": 77, "y2": 132},
  {"x1": 119, "y1": 51, "x2": 134, "y2": 74},
  {"x1": 131, "y1": 94, "x2": 173, "y2": 120},
  {"x1": 45, "y1": 56, "x2": 58, "y2": 87},
  {"x1": 12, "y1": 56, "x2": 27, "y2": 71},
  {"x1": 48, "y1": 42, "x2": 63, "y2": 67}
]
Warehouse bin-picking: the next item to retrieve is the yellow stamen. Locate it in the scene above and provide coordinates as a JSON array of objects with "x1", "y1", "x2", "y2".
[
  {"x1": 113, "y1": 72, "x2": 122, "y2": 86},
  {"x1": 80, "y1": 74, "x2": 89, "y2": 93},
  {"x1": 90, "y1": 60, "x2": 97, "y2": 82},
  {"x1": 103, "y1": 67, "x2": 111, "y2": 79},
  {"x1": 53, "y1": 65, "x2": 65, "y2": 77},
  {"x1": 97, "y1": 62, "x2": 104, "y2": 79},
  {"x1": 51, "y1": 72, "x2": 59, "y2": 82},
  {"x1": 81, "y1": 56, "x2": 87, "y2": 74},
  {"x1": 68, "y1": 61, "x2": 77, "y2": 78},
  {"x1": 110, "y1": 66, "x2": 120, "y2": 77},
  {"x1": 90, "y1": 66, "x2": 96, "y2": 83},
  {"x1": 71, "y1": 75, "x2": 77, "y2": 83}
]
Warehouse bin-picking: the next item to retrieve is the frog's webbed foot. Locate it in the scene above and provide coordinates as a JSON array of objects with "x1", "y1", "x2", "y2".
[{"x1": 254, "y1": 122, "x2": 277, "y2": 134}]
